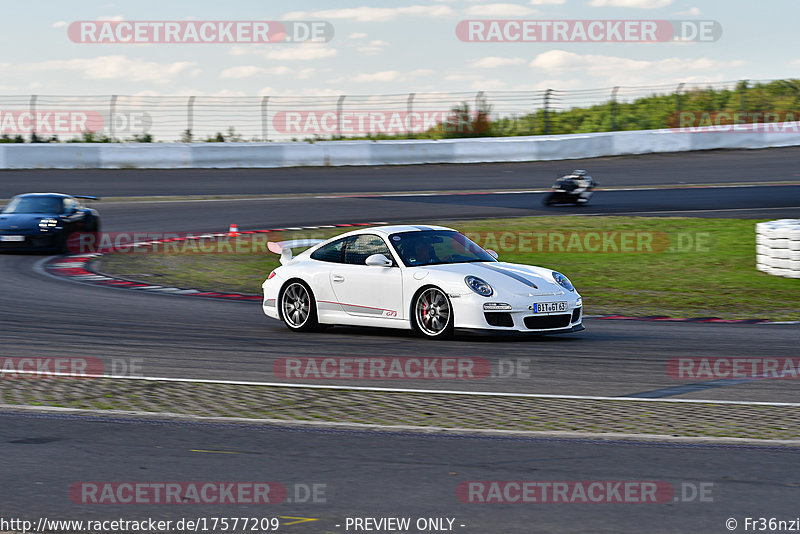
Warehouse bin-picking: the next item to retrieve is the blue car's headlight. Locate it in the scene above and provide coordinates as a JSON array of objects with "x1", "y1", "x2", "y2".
[
  {"x1": 552, "y1": 271, "x2": 574, "y2": 292},
  {"x1": 38, "y1": 218, "x2": 59, "y2": 230},
  {"x1": 465, "y1": 275, "x2": 493, "y2": 297}
]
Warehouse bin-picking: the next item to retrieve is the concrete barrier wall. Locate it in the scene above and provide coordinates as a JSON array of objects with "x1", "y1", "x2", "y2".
[
  {"x1": 1, "y1": 123, "x2": 799, "y2": 169},
  {"x1": 756, "y1": 220, "x2": 800, "y2": 279}
]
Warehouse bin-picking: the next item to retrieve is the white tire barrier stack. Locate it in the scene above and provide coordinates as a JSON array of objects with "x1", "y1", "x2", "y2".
[{"x1": 756, "y1": 219, "x2": 800, "y2": 279}]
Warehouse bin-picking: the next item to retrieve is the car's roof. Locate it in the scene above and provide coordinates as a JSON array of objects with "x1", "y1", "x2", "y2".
[
  {"x1": 312, "y1": 225, "x2": 455, "y2": 246},
  {"x1": 13, "y1": 192, "x2": 71, "y2": 199},
  {"x1": 363, "y1": 224, "x2": 453, "y2": 236}
]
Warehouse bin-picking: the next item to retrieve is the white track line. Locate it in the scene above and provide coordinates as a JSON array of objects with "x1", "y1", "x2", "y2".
[
  {"x1": 3, "y1": 370, "x2": 799, "y2": 407},
  {"x1": 92, "y1": 182, "x2": 799, "y2": 204},
  {"x1": 314, "y1": 183, "x2": 799, "y2": 199}
]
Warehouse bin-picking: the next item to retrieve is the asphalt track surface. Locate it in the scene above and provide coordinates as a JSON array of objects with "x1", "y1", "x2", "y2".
[
  {"x1": 0, "y1": 164, "x2": 798, "y2": 402},
  {"x1": 2, "y1": 149, "x2": 799, "y2": 532},
  {"x1": 0, "y1": 166, "x2": 800, "y2": 402},
  {"x1": 3, "y1": 413, "x2": 799, "y2": 533},
  {"x1": 1, "y1": 146, "x2": 800, "y2": 198}
]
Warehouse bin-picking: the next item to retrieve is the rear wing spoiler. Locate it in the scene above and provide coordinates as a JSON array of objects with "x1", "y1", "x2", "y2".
[
  {"x1": 267, "y1": 239, "x2": 325, "y2": 265},
  {"x1": 74, "y1": 195, "x2": 100, "y2": 201}
]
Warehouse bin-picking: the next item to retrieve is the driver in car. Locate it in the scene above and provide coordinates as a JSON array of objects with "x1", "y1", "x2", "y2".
[{"x1": 408, "y1": 239, "x2": 440, "y2": 265}]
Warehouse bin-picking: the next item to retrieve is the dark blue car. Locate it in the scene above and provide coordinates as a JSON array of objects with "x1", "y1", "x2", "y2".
[{"x1": 0, "y1": 193, "x2": 100, "y2": 252}]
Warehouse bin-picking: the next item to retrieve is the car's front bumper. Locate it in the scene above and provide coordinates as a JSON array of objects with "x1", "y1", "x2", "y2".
[
  {"x1": 450, "y1": 290, "x2": 584, "y2": 334},
  {"x1": 0, "y1": 231, "x2": 63, "y2": 252}
]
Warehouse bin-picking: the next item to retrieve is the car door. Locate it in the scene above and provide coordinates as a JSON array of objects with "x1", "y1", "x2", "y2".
[{"x1": 329, "y1": 234, "x2": 404, "y2": 320}]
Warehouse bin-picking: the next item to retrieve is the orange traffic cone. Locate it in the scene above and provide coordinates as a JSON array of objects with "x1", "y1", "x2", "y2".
[{"x1": 228, "y1": 224, "x2": 240, "y2": 237}]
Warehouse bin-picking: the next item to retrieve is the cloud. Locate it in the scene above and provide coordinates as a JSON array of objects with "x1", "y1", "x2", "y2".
[
  {"x1": 52, "y1": 21, "x2": 67, "y2": 28},
  {"x1": 588, "y1": 0, "x2": 672, "y2": 7},
  {"x1": 348, "y1": 32, "x2": 368, "y2": 39},
  {"x1": 529, "y1": 0, "x2": 566, "y2": 4},
  {"x1": 258, "y1": 86, "x2": 345, "y2": 97},
  {"x1": 220, "y1": 65, "x2": 293, "y2": 78},
  {"x1": 96, "y1": 15, "x2": 125, "y2": 21},
  {"x1": 283, "y1": 5, "x2": 455, "y2": 22},
  {"x1": 266, "y1": 47, "x2": 336, "y2": 61},
  {"x1": 351, "y1": 70, "x2": 401, "y2": 83},
  {"x1": 407, "y1": 69, "x2": 434, "y2": 77},
  {"x1": 329, "y1": 69, "x2": 432, "y2": 84},
  {"x1": 529, "y1": 49, "x2": 742, "y2": 85},
  {"x1": 445, "y1": 73, "x2": 483, "y2": 81},
  {"x1": 220, "y1": 65, "x2": 316, "y2": 80},
  {"x1": 232, "y1": 44, "x2": 337, "y2": 61},
  {"x1": 674, "y1": 7, "x2": 701, "y2": 15},
  {"x1": 24, "y1": 56, "x2": 197, "y2": 84},
  {"x1": 357, "y1": 39, "x2": 390, "y2": 55},
  {"x1": 465, "y1": 3, "x2": 539, "y2": 16},
  {"x1": 297, "y1": 68, "x2": 316, "y2": 80},
  {"x1": 472, "y1": 79, "x2": 509, "y2": 90},
  {"x1": 469, "y1": 56, "x2": 526, "y2": 68}
]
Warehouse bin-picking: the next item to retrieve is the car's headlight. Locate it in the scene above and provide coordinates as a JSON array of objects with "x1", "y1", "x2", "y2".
[
  {"x1": 38, "y1": 218, "x2": 59, "y2": 229},
  {"x1": 465, "y1": 275, "x2": 493, "y2": 297},
  {"x1": 552, "y1": 271, "x2": 575, "y2": 292}
]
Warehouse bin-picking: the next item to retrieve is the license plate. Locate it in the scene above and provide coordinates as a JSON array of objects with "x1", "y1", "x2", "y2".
[
  {"x1": 0, "y1": 235, "x2": 25, "y2": 242},
  {"x1": 533, "y1": 301, "x2": 567, "y2": 313}
]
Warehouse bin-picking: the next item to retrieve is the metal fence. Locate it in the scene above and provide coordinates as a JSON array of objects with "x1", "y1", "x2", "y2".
[{"x1": 0, "y1": 79, "x2": 782, "y2": 142}]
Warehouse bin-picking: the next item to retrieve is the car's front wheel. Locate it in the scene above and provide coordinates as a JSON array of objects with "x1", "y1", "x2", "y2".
[
  {"x1": 413, "y1": 287, "x2": 454, "y2": 339},
  {"x1": 279, "y1": 281, "x2": 319, "y2": 332}
]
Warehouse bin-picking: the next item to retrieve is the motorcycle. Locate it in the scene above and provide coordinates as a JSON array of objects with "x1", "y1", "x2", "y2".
[{"x1": 543, "y1": 171, "x2": 597, "y2": 206}]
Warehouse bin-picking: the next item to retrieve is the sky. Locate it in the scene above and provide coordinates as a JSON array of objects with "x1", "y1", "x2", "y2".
[{"x1": 1, "y1": 0, "x2": 798, "y2": 97}]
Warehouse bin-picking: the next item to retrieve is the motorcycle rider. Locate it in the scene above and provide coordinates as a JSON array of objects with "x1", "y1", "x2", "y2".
[{"x1": 561, "y1": 169, "x2": 595, "y2": 203}]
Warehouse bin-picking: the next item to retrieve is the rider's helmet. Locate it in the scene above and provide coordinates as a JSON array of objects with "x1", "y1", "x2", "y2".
[{"x1": 572, "y1": 169, "x2": 587, "y2": 177}]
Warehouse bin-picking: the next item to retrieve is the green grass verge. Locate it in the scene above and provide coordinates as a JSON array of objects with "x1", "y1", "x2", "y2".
[{"x1": 94, "y1": 216, "x2": 800, "y2": 320}]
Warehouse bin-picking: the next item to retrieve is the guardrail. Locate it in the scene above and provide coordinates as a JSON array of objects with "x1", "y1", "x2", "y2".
[
  {"x1": 1, "y1": 122, "x2": 799, "y2": 169},
  {"x1": 756, "y1": 220, "x2": 800, "y2": 279}
]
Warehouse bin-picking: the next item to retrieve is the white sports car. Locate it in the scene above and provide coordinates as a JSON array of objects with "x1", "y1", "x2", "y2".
[{"x1": 262, "y1": 225, "x2": 584, "y2": 338}]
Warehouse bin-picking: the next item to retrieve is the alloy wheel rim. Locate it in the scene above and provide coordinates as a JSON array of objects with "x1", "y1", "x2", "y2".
[
  {"x1": 282, "y1": 283, "x2": 310, "y2": 327},
  {"x1": 415, "y1": 288, "x2": 450, "y2": 336}
]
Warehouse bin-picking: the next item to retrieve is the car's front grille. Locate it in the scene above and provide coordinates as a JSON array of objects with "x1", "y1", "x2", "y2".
[
  {"x1": 524, "y1": 314, "x2": 572, "y2": 330},
  {"x1": 484, "y1": 312, "x2": 514, "y2": 327},
  {"x1": 571, "y1": 307, "x2": 582, "y2": 323}
]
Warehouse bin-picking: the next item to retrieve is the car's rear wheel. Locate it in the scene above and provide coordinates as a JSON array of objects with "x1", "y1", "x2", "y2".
[
  {"x1": 279, "y1": 281, "x2": 319, "y2": 332},
  {"x1": 413, "y1": 287, "x2": 454, "y2": 339}
]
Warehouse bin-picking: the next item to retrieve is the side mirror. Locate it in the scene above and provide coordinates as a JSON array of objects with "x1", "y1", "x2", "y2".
[
  {"x1": 365, "y1": 254, "x2": 393, "y2": 267},
  {"x1": 486, "y1": 249, "x2": 499, "y2": 260}
]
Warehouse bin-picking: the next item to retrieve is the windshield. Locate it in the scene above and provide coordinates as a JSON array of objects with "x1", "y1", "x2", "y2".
[
  {"x1": 389, "y1": 230, "x2": 496, "y2": 267},
  {"x1": 2, "y1": 196, "x2": 64, "y2": 214}
]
